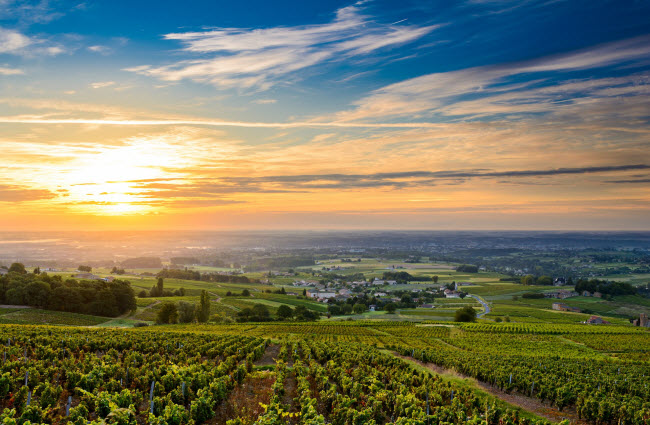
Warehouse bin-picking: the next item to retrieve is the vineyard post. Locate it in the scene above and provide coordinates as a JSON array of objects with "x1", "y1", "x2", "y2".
[
  {"x1": 182, "y1": 381, "x2": 186, "y2": 397},
  {"x1": 531, "y1": 381, "x2": 535, "y2": 396},
  {"x1": 26, "y1": 391, "x2": 31, "y2": 406},
  {"x1": 66, "y1": 396, "x2": 71, "y2": 416},
  {"x1": 150, "y1": 381, "x2": 155, "y2": 414},
  {"x1": 25, "y1": 371, "x2": 29, "y2": 387},
  {"x1": 509, "y1": 374, "x2": 512, "y2": 385}
]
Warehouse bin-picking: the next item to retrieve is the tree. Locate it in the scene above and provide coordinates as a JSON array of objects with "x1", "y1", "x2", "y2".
[
  {"x1": 111, "y1": 267, "x2": 125, "y2": 275},
  {"x1": 8, "y1": 263, "x2": 26, "y2": 274},
  {"x1": 242, "y1": 289, "x2": 251, "y2": 297},
  {"x1": 341, "y1": 304, "x2": 353, "y2": 315},
  {"x1": 327, "y1": 305, "x2": 341, "y2": 316},
  {"x1": 456, "y1": 264, "x2": 478, "y2": 273},
  {"x1": 157, "y1": 278, "x2": 164, "y2": 294},
  {"x1": 157, "y1": 302, "x2": 178, "y2": 324},
  {"x1": 537, "y1": 275, "x2": 553, "y2": 286},
  {"x1": 90, "y1": 289, "x2": 119, "y2": 317},
  {"x1": 294, "y1": 305, "x2": 318, "y2": 321},
  {"x1": 520, "y1": 275, "x2": 535, "y2": 285},
  {"x1": 277, "y1": 304, "x2": 293, "y2": 320},
  {"x1": 25, "y1": 281, "x2": 51, "y2": 308},
  {"x1": 353, "y1": 303, "x2": 366, "y2": 314},
  {"x1": 196, "y1": 290, "x2": 210, "y2": 323},
  {"x1": 236, "y1": 308, "x2": 254, "y2": 322},
  {"x1": 432, "y1": 275, "x2": 439, "y2": 283},
  {"x1": 252, "y1": 304, "x2": 270, "y2": 320},
  {"x1": 78, "y1": 265, "x2": 92, "y2": 273},
  {"x1": 454, "y1": 306, "x2": 477, "y2": 322},
  {"x1": 178, "y1": 301, "x2": 196, "y2": 323},
  {"x1": 385, "y1": 303, "x2": 397, "y2": 314},
  {"x1": 302, "y1": 288, "x2": 307, "y2": 296}
]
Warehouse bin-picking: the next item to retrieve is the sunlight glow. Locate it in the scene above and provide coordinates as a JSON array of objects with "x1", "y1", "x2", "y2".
[{"x1": 60, "y1": 138, "x2": 183, "y2": 215}]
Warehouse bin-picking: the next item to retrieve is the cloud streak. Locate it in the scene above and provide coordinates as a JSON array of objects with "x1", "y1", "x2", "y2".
[
  {"x1": 117, "y1": 164, "x2": 650, "y2": 196},
  {"x1": 0, "y1": 184, "x2": 57, "y2": 202},
  {"x1": 0, "y1": 116, "x2": 454, "y2": 128},
  {"x1": 335, "y1": 35, "x2": 650, "y2": 122},
  {"x1": 127, "y1": 3, "x2": 438, "y2": 90}
]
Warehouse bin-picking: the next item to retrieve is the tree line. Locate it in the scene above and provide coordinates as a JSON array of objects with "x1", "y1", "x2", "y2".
[
  {"x1": 156, "y1": 268, "x2": 256, "y2": 284},
  {"x1": 574, "y1": 278, "x2": 636, "y2": 297},
  {"x1": 0, "y1": 263, "x2": 136, "y2": 317}
]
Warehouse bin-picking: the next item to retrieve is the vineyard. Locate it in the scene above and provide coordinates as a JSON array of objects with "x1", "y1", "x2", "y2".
[{"x1": 0, "y1": 321, "x2": 648, "y2": 424}]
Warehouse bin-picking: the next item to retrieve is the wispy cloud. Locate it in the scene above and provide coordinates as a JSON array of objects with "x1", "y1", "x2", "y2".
[
  {"x1": 90, "y1": 81, "x2": 116, "y2": 89},
  {"x1": 115, "y1": 164, "x2": 650, "y2": 196},
  {"x1": 0, "y1": 116, "x2": 453, "y2": 128},
  {"x1": 252, "y1": 99, "x2": 277, "y2": 104},
  {"x1": 127, "y1": 3, "x2": 438, "y2": 90},
  {"x1": 87, "y1": 45, "x2": 112, "y2": 55},
  {"x1": 335, "y1": 35, "x2": 650, "y2": 122},
  {"x1": 0, "y1": 184, "x2": 57, "y2": 202},
  {"x1": 0, "y1": 66, "x2": 23, "y2": 75},
  {"x1": 0, "y1": 27, "x2": 31, "y2": 54},
  {"x1": 0, "y1": 0, "x2": 65, "y2": 24},
  {"x1": 0, "y1": 26, "x2": 65, "y2": 56}
]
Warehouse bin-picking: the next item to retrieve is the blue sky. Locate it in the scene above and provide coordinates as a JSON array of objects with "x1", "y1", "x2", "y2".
[{"x1": 0, "y1": 0, "x2": 649, "y2": 230}]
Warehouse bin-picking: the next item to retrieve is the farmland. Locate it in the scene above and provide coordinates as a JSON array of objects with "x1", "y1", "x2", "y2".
[
  {"x1": 1, "y1": 231, "x2": 650, "y2": 423},
  {"x1": 0, "y1": 321, "x2": 647, "y2": 424}
]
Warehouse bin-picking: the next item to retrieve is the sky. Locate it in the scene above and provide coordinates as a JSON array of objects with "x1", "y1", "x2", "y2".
[{"x1": 1, "y1": 0, "x2": 649, "y2": 231}]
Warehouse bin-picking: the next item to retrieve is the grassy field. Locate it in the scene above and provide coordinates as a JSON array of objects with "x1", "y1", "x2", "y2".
[{"x1": 0, "y1": 308, "x2": 111, "y2": 326}]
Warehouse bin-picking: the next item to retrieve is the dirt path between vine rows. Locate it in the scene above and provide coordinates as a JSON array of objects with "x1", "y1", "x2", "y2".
[
  {"x1": 255, "y1": 344, "x2": 280, "y2": 366},
  {"x1": 394, "y1": 353, "x2": 587, "y2": 425}
]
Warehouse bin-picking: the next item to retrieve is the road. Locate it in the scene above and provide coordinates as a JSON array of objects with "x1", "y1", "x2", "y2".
[{"x1": 468, "y1": 295, "x2": 491, "y2": 317}]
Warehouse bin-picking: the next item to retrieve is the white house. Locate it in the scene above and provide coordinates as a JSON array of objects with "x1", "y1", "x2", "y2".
[
  {"x1": 444, "y1": 289, "x2": 461, "y2": 298},
  {"x1": 306, "y1": 290, "x2": 336, "y2": 299}
]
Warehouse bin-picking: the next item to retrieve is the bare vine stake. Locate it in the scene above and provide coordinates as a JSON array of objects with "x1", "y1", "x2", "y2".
[
  {"x1": 150, "y1": 381, "x2": 155, "y2": 414},
  {"x1": 66, "y1": 396, "x2": 72, "y2": 416},
  {"x1": 25, "y1": 371, "x2": 29, "y2": 387},
  {"x1": 26, "y1": 391, "x2": 31, "y2": 406}
]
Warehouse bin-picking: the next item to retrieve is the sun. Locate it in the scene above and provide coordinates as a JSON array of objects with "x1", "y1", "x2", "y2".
[{"x1": 61, "y1": 139, "x2": 181, "y2": 215}]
